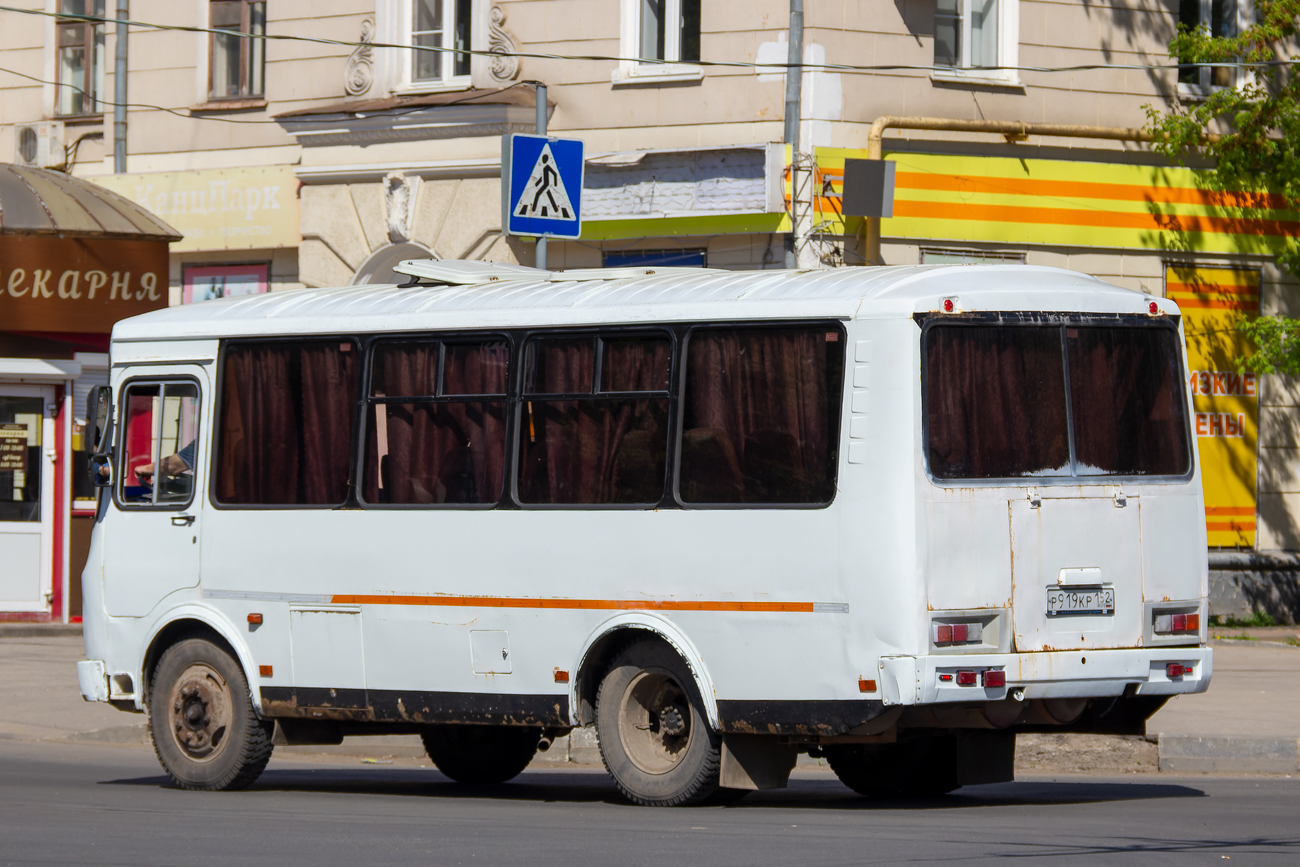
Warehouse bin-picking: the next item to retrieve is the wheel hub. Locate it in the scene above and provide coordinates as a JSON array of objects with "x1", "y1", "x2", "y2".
[
  {"x1": 617, "y1": 670, "x2": 693, "y2": 776},
  {"x1": 166, "y1": 663, "x2": 233, "y2": 762}
]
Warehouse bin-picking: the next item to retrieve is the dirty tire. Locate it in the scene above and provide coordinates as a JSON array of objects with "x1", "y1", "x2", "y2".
[
  {"x1": 148, "y1": 638, "x2": 273, "y2": 791},
  {"x1": 596, "y1": 640, "x2": 725, "y2": 806},
  {"x1": 421, "y1": 725, "x2": 541, "y2": 784},
  {"x1": 825, "y1": 735, "x2": 960, "y2": 798}
]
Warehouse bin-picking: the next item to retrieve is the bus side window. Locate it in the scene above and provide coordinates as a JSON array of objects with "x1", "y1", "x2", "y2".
[
  {"x1": 215, "y1": 341, "x2": 357, "y2": 506},
  {"x1": 679, "y1": 326, "x2": 844, "y2": 506},
  {"x1": 516, "y1": 334, "x2": 671, "y2": 506},
  {"x1": 363, "y1": 339, "x2": 509, "y2": 506},
  {"x1": 118, "y1": 382, "x2": 200, "y2": 507}
]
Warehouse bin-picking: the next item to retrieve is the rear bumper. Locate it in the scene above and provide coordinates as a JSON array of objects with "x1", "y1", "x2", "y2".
[{"x1": 880, "y1": 646, "x2": 1212, "y2": 706}]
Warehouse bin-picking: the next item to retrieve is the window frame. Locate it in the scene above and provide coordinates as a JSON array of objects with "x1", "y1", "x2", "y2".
[
  {"x1": 112, "y1": 376, "x2": 203, "y2": 513},
  {"x1": 1176, "y1": 0, "x2": 1249, "y2": 98},
  {"x1": 207, "y1": 0, "x2": 266, "y2": 102},
  {"x1": 182, "y1": 263, "x2": 271, "y2": 304},
  {"x1": 209, "y1": 336, "x2": 363, "y2": 511},
  {"x1": 390, "y1": 0, "x2": 475, "y2": 94},
  {"x1": 54, "y1": 1, "x2": 105, "y2": 118},
  {"x1": 511, "y1": 326, "x2": 679, "y2": 511},
  {"x1": 673, "y1": 320, "x2": 847, "y2": 510},
  {"x1": 614, "y1": 0, "x2": 703, "y2": 85},
  {"x1": 919, "y1": 312, "x2": 1195, "y2": 487},
  {"x1": 359, "y1": 332, "x2": 515, "y2": 511},
  {"x1": 930, "y1": 0, "x2": 1021, "y2": 88}
]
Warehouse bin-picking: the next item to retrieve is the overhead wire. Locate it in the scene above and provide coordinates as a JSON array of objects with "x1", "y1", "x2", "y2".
[{"x1": 2, "y1": 4, "x2": 1297, "y2": 78}]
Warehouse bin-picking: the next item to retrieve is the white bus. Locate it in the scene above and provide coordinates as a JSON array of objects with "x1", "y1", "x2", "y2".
[{"x1": 77, "y1": 260, "x2": 1211, "y2": 805}]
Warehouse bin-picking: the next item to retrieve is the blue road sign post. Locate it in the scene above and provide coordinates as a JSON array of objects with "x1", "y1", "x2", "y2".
[{"x1": 502, "y1": 134, "x2": 584, "y2": 240}]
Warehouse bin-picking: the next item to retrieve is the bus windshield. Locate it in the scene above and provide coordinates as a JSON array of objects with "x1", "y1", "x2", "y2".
[{"x1": 925, "y1": 321, "x2": 1191, "y2": 480}]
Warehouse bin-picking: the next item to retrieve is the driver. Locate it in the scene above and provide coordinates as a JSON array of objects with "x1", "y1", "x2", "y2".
[{"x1": 133, "y1": 439, "x2": 196, "y2": 485}]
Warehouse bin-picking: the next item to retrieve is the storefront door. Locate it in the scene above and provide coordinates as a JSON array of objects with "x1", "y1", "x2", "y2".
[{"x1": 0, "y1": 387, "x2": 55, "y2": 611}]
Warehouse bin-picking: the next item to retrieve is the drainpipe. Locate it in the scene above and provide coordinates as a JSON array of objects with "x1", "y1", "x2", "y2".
[
  {"x1": 782, "y1": 0, "x2": 803, "y2": 269},
  {"x1": 113, "y1": 0, "x2": 128, "y2": 173},
  {"x1": 860, "y1": 116, "x2": 1218, "y2": 267}
]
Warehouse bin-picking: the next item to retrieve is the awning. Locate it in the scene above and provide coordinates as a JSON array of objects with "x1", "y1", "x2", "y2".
[{"x1": 0, "y1": 165, "x2": 181, "y2": 334}]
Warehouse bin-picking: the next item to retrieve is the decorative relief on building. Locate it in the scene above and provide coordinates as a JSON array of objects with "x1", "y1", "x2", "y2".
[
  {"x1": 345, "y1": 19, "x2": 375, "y2": 96},
  {"x1": 487, "y1": 5, "x2": 520, "y2": 83},
  {"x1": 384, "y1": 171, "x2": 420, "y2": 244}
]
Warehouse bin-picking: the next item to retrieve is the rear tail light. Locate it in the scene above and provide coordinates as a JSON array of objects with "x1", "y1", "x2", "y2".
[
  {"x1": 1166, "y1": 663, "x2": 1188, "y2": 678},
  {"x1": 982, "y1": 669, "x2": 1006, "y2": 688},
  {"x1": 934, "y1": 621, "x2": 983, "y2": 645},
  {"x1": 955, "y1": 670, "x2": 978, "y2": 685},
  {"x1": 1154, "y1": 612, "x2": 1201, "y2": 635}
]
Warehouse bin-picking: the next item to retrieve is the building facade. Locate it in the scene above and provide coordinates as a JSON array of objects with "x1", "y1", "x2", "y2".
[{"x1": 2, "y1": 0, "x2": 1297, "y2": 620}]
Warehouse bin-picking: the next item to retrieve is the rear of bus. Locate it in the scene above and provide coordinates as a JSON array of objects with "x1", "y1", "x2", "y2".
[{"x1": 911, "y1": 284, "x2": 1210, "y2": 735}]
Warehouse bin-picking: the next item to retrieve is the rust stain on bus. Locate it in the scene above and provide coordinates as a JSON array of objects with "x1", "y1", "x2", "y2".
[{"x1": 330, "y1": 594, "x2": 817, "y2": 613}]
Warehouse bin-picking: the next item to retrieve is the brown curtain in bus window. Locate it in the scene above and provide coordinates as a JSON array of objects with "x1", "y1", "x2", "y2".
[
  {"x1": 517, "y1": 338, "x2": 669, "y2": 504},
  {"x1": 217, "y1": 342, "x2": 356, "y2": 504},
  {"x1": 925, "y1": 325, "x2": 1069, "y2": 479},
  {"x1": 1067, "y1": 327, "x2": 1190, "y2": 476},
  {"x1": 363, "y1": 342, "x2": 507, "y2": 505},
  {"x1": 680, "y1": 327, "x2": 842, "y2": 503}
]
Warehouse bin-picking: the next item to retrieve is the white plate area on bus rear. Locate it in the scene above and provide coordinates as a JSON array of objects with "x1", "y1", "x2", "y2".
[{"x1": 1010, "y1": 497, "x2": 1142, "y2": 651}]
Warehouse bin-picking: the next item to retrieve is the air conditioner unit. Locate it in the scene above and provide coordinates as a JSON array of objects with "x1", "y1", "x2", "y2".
[{"x1": 13, "y1": 121, "x2": 64, "y2": 169}]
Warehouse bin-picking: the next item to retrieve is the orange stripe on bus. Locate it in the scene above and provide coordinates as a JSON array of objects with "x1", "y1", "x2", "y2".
[
  {"x1": 893, "y1": 172, "x2": 1290, "y2": 210},
  {"x1": 1206, "y1": 507, "x2": 1256, "y2": 516},
  {"x1": 891, "y1": 200, "x2": 1300, "y2": 237},
  {"x1": 331, "y1": 594, "x2": 816, "y2": 613}
]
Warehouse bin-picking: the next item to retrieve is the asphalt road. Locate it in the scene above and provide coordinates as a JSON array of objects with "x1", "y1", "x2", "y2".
[{"x1": 1, "y1": 739, "x2": 1297, "y2": 866}]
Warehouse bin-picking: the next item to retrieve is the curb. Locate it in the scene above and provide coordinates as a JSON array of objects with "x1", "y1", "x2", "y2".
[
  {"x1": 1157, "y1": 734, "x2": 1300, "y2": 773},
  {"x1": 0, "y1": 624, "x2": 83, "y2": 638}
]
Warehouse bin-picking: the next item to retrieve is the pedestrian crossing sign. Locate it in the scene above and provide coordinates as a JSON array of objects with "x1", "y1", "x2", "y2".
[{"x1": 503, "y1": 134, "x2": 584, "y2": 239}]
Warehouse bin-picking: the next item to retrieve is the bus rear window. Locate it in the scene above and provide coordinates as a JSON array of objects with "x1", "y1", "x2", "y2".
[{"x1": 925, "y1": 323, "x2": 1189, "y2": 480}]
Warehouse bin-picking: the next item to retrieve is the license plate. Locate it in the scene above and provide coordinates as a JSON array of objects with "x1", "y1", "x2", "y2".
[{"x1": 1046, "y1": 586, "x2": 1114, "y2": 617}]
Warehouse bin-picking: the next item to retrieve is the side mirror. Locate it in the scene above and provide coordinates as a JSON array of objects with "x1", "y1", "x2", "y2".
[
  {"x1": 90, "y1": 453, "x2": 113, "y2": 488},
  {"x1": 87, "y1": 386, "x2": 112, "y2": 455}
]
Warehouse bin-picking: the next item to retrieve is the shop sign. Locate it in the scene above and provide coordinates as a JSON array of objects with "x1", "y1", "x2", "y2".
[
  {"x1": 0, "y1": 424, "x2": 28, "y2": 472},
  {"x1": 1169, "y1": 265, "x2": 1260, "y2": 547},
  {"x1": 811, "y1": 148, "x2": 1300, "y2": 255},
  {"x1": 95, "y1": 166, "x2": 300, "y2": 253},
  {"x1": 0, "y1": 236, "x2": 169, "y2": 333}
]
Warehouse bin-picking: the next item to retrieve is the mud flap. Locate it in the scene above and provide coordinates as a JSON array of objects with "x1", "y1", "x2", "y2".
[
  {"x1": 955, "y1": 730, "x2": 1016, "y2": 786},
  {"x1": 719, "y1": 734, "x2": 798, "y2": 790}
]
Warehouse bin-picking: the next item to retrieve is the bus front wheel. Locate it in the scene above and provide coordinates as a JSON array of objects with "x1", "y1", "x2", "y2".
[
  {"x1": 147, "y1": 638, "x2": 274, "y2": 791},
  {"x1": 421, "y1": 725, "x2": 541, "y2": 784},
  {"x1": 595, "y1": 640, "x2": 725, "y2": 806}
]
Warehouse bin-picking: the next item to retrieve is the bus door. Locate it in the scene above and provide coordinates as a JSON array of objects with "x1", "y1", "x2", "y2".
[{"x1": 102, "y1": 369, "x2": 207, "y2": 618}]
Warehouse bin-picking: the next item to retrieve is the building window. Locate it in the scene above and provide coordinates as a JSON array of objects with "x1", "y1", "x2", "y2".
[
  {"x1": 182, "y1": 263, "x2": 270, "y2": 304},
  {"x1": 411, "y1": 0, "x2": 472, "y2": 85},
  {"x1": 933, "y1": 0, "x2": 1019, "y2": 84},
  {"x1": 209, "y1": 0, "x2": 266, "y2": 100},
  {"x1": 616, "y1": 0, "x2": 702, "y2": 83},
  {"x1": 603, "y1": 249, "x2": 707, "y2": 268},
  {"x1": 55, "y1": 1, "x2": 106, "y2": 116},
  {"x1": 1179, "y1": 0, "x2": 1240, "y2": 90}
]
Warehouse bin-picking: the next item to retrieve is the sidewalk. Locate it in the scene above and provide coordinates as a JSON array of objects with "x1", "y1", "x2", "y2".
[{"x1": 1, "y1": 628, "x2": 1297, "y2": 775}]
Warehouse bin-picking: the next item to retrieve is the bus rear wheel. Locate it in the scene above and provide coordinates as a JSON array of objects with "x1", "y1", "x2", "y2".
[
  {"x1": 148, "y1": 638, "x2": 273, "y2": 791},
  {"x1": 825, "y1": 735, "x2": 960, "y2": 798},
  {"x1": 595, "y1": 641, "x2": 725, "y2": 806},
  {"x1": 421, "y1": 725, "x2": 541, "y2": 784}
]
